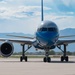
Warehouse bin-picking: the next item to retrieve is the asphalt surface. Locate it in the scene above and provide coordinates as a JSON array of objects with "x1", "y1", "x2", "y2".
[{"x1": 0, "y1": 57, "x2": 75, "y2": 75}]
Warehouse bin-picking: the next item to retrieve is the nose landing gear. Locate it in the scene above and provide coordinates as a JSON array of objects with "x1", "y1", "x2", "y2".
[{"x1": 43, "y1": 50, "x2": 51, "y2": 62}]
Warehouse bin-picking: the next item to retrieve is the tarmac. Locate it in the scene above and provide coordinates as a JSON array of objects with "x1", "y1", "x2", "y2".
[{"x1": 0, "y1": 57, "x2": 75, "y2": 75}]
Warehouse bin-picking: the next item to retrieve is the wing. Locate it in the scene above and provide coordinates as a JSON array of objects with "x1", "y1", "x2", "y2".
[
  {"x1": 56, "y1": 39, "x2": 75, "y2": 45},
  {"x1": 59, "y1": 35, "x2": 75, "y2": 38},
  {"x1": 0, "y1": 38, "x2": 34, "y2": 45},
  {"x1": 56, "y1": 35, "x2": 75, "y2": 45},
  {"x1": 7, "y1": 34, "x2": 35, "y2": 39}
]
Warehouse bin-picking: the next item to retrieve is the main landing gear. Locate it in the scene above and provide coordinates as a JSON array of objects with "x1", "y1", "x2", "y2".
[
  {"x1": 20, "y1": 44, "x2": 32, "y2": 62},
  {"x1": 57, "y1": 44, "x2": 69, "y2": 62},
  {"x1": 43, "y1": 50, "x2": 51, "y2": 62}
]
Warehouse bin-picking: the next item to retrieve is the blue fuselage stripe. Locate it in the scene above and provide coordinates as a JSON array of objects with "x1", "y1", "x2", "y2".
[{"x1": 36, "y1": 31, "x2": 59, "y2": 47}]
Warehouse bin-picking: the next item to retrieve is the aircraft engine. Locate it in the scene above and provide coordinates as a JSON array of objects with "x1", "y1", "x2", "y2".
[{"x1": 0, "y1": 42, "x2": 14, "y2": 57}]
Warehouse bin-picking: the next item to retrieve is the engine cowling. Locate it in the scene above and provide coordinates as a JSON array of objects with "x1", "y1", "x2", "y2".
[{"x1": 0, "y1": 42, "x2": 14, "y2": 57}]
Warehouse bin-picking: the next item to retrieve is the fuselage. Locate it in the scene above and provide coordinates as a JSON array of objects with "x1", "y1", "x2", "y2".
[{"x1": 35, "y1": 20, "x2": 59, "y2": 49}]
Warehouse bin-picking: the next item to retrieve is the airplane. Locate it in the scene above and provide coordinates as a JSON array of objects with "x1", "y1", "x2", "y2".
[{"x1": 0, "y1": 0, "x2": 75, "y2": 62}]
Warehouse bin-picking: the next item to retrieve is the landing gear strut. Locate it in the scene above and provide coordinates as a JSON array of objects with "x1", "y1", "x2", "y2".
[
  {"x1": 20, "y1": 44, "x2": 32, "y2": 62},
  {"x1": 43, "y1": 50, "x2": 51, "y2": 62},
  {"x1": 57, "y1": 44, "x2": 69, "y2": 62},
  {"x1": 61, "y1": 44, "x2": 68, "y2": 62}
]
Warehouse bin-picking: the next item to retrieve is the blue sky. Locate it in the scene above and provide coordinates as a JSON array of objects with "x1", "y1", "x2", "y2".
[{"x1": 0, "y1": 0, "x2": 75, "y2": 34}]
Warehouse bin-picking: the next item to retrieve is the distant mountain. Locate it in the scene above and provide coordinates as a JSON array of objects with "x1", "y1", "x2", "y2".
[
  {"x1": 0, "y1": 33, "x2": 34, "y2": 38},
  {"x1": 60, "y1": 28, "x2": 75, "y2": 36},
  {"x1": 0, "y1": 28, "x2": 75, "y2": 52}
]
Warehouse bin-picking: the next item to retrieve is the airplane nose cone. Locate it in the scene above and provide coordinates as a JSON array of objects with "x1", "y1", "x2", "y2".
[
  {"x1": 36, "y1": 31, "x2": 58, "y2": 46},
  {"x1": 38, "y1": 38, "x2": 55, "y2": 47}
]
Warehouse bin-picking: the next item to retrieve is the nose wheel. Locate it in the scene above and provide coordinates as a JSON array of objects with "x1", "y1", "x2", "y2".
[
  {"x1": 43, "y1": 50, "x2": 51, "y2": 62},
  {"x1": 43, "y1": 57, "x2": 51, "y2": 62}
]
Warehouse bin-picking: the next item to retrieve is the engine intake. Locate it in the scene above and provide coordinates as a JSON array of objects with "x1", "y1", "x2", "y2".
[{"x1": 0, "y1": 42, "x2": 14, "y2": 57}]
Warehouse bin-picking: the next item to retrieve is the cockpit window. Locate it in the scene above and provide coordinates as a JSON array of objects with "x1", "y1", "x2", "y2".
[
  {"x1": 38, "y1": 28, "x2": 47, "y2": 31},
  {"x1": 38, "y1": 27, "x2": 58, "y2": 32},
  {"x1": 48, "y1": 28, "x2": 57, "y2": 32},
  {"x1": 41, "y1": 28, "x2": 47, "y2": 31}
]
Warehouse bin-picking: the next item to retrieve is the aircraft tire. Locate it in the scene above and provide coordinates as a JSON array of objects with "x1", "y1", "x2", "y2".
[
  {"x1": 65, "y1": 56, "x2": 68, "y2": 62},
  {"x1": 47, "y1": 57, "x2": 51, "y2": 62},
  {"x1": 43, "y1": 57, "x2": 46, "y2": 62},
  {"x1": 20, "y1": 56, "x2": 23, "y2": 62},
  {"x1": 61, "y1": 56, "x2": 64, "y2": 62},
  {"x1": 25, "y1": 56, "x2": 27, "y2": 62}
]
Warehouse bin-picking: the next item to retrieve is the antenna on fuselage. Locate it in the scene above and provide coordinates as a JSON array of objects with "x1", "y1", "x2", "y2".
[{"x1": 41, "y1": 0, "x2": 44, "y2": 21}]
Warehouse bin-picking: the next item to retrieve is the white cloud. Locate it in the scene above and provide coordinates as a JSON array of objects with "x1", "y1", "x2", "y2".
[
  {"x1": 0, "y1": 0, "x2": 7, "y2": 5},
  {"x1": 44, "y1": 14, "x2": 75, "y2": 30},
  {"x1": 0, "y1": 0, "x2": 75, "y2": 34},
  {"x1": 54, "y1": 16, "x2": 75, "y2": 30},
  {"x1": 0, "y1": 14, "x2": 75, "y2": 34},
  {"x1": 62, "y1": 0, "x2": 71, "y2": 6},
  {"x1": 0, "y1": 5, "x2": 51, "y2": 19}
]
